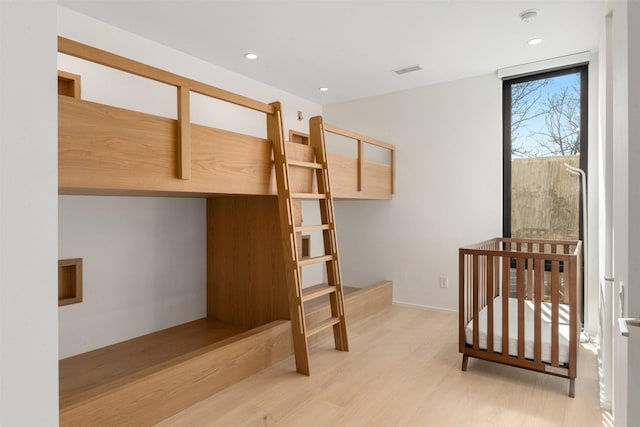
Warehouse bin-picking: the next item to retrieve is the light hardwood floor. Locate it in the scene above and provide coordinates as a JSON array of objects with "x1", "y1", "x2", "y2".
[{"x1": 156, "y1": 306, "x2": 605, "y2": 427}]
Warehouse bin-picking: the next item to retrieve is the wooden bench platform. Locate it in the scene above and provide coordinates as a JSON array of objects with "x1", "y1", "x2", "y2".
[{"x1": 59, "y1": 280, "x2": 393, "y2": 426}]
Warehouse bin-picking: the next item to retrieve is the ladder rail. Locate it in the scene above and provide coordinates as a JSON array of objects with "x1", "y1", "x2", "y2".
[
  {"x1": 271, "y1": 108, "x2": 349, "y2": 375},
  {"x1": 268, "y1": 102, "x2": 310, "y2": 375},
  {"x1": 309, "y1": 117, "x2": 349, "y2": 351}
]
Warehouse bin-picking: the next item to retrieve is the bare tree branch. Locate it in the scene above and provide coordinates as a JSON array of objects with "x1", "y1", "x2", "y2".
[
  {"x1": 510, "y1": 79, "x2": 548, "y2": 145},
  {"x1": 510, "y1": 77, "x2": 581, "y2": 158},
  {"x1": 530, "y1": 86, "x2": 580, "y2": 156}
]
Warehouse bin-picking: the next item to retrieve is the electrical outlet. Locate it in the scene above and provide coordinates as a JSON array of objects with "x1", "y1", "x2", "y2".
[{"x1": 439, "y1": 276, "x2": 448, "y2": 289}]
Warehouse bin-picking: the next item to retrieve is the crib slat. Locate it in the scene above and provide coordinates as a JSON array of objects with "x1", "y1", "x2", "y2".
[
  {"x1": 517, "y1": 256, "x2": 525, "y2": 359},
  {"x1": 468, "y1": 254, "x2": 473, "y2": 327},
  {"x1": 502, "y1": 251, "x2": 509, "y2": 357},
  {"x1": 480, "y1": 255, "x2": 486, "y2": 314},
  {"x1": 563, "y1": 244, "x2": 571, "y2": 304},
  {"x1": 551, "y1": 260, "x2": 560, "y2": 366},
  {"x1": 486, "y1": 255, "x2": 494, "y2": 354},
  {"x1": 527, "y1": 257, "x2": 534, "y2": 300},
  {"x1": 459, "y1": 250, "x2": 465, "y2": 354},
  {"x1": 494, "y1": 254, "x2": 500, "y2": 304},
  {"x1": 534, "y1": 257, "x2": 542, "y2": 364},
  {"x1": 472, "y1": 254, "x2": 479, "y2": 350},
  {"x1": 568, "y1": 254, "x2": 578, "y2": 379}
]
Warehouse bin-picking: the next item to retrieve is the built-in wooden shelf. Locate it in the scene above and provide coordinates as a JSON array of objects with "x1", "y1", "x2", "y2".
[
  {"x1": 58, "y1": 258, "x2": 82, "y2": 306},
  {"x1": 301, "y1": 234, "x2": 311, "y2": 259},
  {"x1": 58, "y1": 70, "x2": 81, "y2": 99},
  {"x1": 289, "y1": 129, "x2": 309, "y2": 145}
]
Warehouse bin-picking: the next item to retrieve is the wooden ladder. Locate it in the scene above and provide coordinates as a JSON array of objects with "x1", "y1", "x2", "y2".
[{"x1": 270, "y1": 107, "x2": 349, "y2": 375}]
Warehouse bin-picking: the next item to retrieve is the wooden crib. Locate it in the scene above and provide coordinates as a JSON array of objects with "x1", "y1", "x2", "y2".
[{"x1": 459, "y1": 238, "x2": 582, "y2": 397}]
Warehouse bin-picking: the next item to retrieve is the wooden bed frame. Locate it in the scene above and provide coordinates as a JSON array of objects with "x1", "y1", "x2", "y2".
[
  {"x1": 58, "y1": 37, "x2": 395, "y2": 199},
  {"x1": 57, "y1": 37, "x2": 396, "y2": 425},
  {"x1": 459, "y1": 238, "x2": 582, "y2": 397}
]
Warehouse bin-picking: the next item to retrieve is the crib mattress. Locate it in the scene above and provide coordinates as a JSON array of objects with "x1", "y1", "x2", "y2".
[{"x1": 465, "y1": 297, "x2": 570, "y2": 364}]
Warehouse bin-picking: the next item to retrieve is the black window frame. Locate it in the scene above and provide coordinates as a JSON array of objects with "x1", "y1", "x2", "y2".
[{"x1": 502, "y1": 64, "x2": 589, "y2": 240}]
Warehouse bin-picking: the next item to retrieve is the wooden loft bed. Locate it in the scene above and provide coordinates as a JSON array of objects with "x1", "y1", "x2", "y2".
[
  {"x1": 57, "y1": 37, "x2": 395, "y2": 425},
  {"x1": 58, "y1": 37, "x2": 395, "y2": 198}
]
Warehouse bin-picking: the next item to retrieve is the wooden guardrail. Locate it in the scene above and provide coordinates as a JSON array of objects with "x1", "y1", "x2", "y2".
[
  {"x1": 323, "y1": 123, "x2": 396, "y2": 195},
  {"x1": 58, "y1": 37, "x2": 275, "y2": 181}
]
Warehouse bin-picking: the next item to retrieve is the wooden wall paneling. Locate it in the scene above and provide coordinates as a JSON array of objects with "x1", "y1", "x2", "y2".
[
  {"x1": 59, "y1": 96, "x2": 178, "y2": 192},
  {"x1": 207, "y1": 198, "x2": 234, "y2": 323},
  {"x1": 59, "y1": 97, "x2": 277, "y2": 196},
  {"x1": 327, "y1": 154, "x2": 393, "y2": 200},
  {"x1": 327, "y1": 154, "x2": 359, "y2": 197},
  {"x1": 207, "y1": 196, "x2": 289, "y2": 328},
  {"x1": 362, "y1": 161, "x2": 393, "y2": 198},
  {"x1": 190, "y1": 124, "x2": 274, "y2": 195},
  {"x1": 59, "y1": 96, "x2": 393, "y2": 199},
  {"x1": 287, "y1": 142, "x2": 315, "y2": 194}
]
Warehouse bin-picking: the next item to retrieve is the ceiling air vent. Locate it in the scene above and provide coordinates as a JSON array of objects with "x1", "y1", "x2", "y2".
[{"x1": 392, "y1": 64, "x2": 423, "y2": 75}]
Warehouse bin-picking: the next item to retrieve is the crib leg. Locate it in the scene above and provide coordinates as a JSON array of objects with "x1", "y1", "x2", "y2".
[
  {"x1": 461, "y1": 354, "x2": 469, "y2": 371},
  {"x1": 568, "y1": 378, "x2": 575, "y2": 398}
]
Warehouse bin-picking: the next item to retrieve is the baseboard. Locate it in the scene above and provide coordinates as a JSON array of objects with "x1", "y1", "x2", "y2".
[{"x1": 392, "y1": 300, "x2": 457, "y2": 314}]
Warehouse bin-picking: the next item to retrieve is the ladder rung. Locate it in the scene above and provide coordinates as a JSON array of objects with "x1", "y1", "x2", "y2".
[
  {"x1": 299, "y1": 254, "x2": 333, "y2": 267},
  {"x1": 288, "y1": 159, "x2": 323, "y2": 169},
  {"x1": 302, "y1": 285, "x2": 337, "y2": 302},
  {"x1": 295, "y1": 224, "x2": 330, "y2": 233},
  {"x1": 306, "y1": 317, "x2": 341, "y2": 338},
  {"x1": 291, "y1": 192, "x2": 326, "y2": 200}
]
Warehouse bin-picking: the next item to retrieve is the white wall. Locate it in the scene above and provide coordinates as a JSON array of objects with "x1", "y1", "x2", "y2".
[
  {"x1": 614, "y1": 0, "x2": 640, "y2": 424},
  {"x1": 586, "y1": 58, "x2": 603, "y2": 338},
  {"x1": 0, "y1": 2, "x2": 59, "y2": 425},
  {"x1": 597, "y1": 10, "x2": 614, "y2": 410},
  {"x1": 58, "y1": 197, "x2": 206, "y2": 358},
  {"x1": 57, "y1": 7, "x2": 324, "y2": 357},
  {"x1": 324, "y1": 75, "x2": 503, "y2": 311},
  {"x1": 610, "y1": 0, "x2": 630, "y2": 425},
  {"x1": 626, "y1": 1, "x2": 640, "y2": 422}
]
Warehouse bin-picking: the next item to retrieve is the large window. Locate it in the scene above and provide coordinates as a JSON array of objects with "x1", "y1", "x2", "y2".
[{"x1": 503, "y1": 65, "x2": 588, "y2": 240}]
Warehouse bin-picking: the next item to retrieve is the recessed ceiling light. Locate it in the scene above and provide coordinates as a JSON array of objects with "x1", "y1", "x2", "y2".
[
  {"x1": 319, "y1": 87, "x2": 329, "y2": 92},
  {"x1": 528, "y1": 38, "x2": 543, "y2": 46},
  {"x1": 244, "y1": 52, "x2": 258, "y2": 60}
]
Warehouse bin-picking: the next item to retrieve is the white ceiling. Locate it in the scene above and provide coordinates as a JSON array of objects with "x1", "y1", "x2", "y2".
[{"x1": 59, "y1": 0, "x2": 604, "y2": 105}]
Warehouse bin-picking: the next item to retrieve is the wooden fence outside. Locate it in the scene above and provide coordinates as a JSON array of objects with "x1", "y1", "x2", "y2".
[{"x1": 511, "y1": 155, "x2": 580, "y2": 240}]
